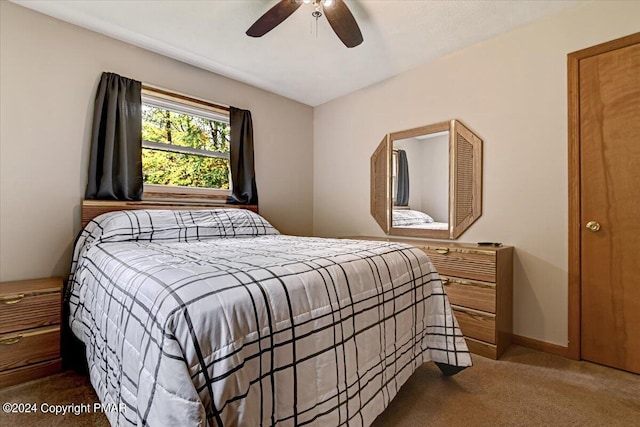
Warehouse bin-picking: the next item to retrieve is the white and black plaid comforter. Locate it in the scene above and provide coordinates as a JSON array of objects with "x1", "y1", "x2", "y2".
[{"x1": 67, "y1": 209, "x2": 471, "y2": 427}]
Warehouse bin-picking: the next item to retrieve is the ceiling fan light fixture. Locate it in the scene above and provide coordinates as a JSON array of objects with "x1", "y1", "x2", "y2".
[
  {"x1": 301, "y1": 0, "x2": 332, "y2": 5},
  {"x1": 247, "y1": 0, "x2": 363, "y2": 48}
]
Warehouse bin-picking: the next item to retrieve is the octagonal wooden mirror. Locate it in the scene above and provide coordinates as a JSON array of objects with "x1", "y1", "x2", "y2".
[{"x1": 371, "y1": 119, "x2": 482, "y2": 239}]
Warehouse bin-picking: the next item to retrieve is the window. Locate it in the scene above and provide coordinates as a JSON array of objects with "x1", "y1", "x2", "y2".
[{"x1": 141, "y1": 88, "x2": 231, "y2": 199}]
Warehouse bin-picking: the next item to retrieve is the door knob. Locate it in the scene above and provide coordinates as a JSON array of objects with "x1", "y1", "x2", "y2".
[{"x1": 585, "y1": 221, "x2": 601, "y2": 232}]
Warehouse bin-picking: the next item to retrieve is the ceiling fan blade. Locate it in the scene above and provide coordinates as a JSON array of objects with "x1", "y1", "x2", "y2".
[
  {"x1": 246, "y1": 0, "x2": 303, "y2": 37},
  {"x1": 323, "y1": 0, "x2": 363, "y2": 48}
]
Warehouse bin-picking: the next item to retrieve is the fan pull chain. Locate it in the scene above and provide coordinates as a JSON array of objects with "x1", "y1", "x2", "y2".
[{"x1": 312, "y1": 8, "x2": 322, "y2": 39}]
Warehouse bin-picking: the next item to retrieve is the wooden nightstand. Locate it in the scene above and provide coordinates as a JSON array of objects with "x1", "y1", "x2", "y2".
[{"x1": 0, "y1": 278, "x2": 63, "y2": 388}]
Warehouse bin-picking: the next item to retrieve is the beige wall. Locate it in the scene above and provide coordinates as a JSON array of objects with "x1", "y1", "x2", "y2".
[
  {"x1": 0, "y1": 2, "x2": 314, "y2": 282},
  {"x1": 313, "y1": 1, "x2": 640, "y2": 346}
]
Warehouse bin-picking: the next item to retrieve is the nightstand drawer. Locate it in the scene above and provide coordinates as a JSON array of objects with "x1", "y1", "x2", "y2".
[
  {"x1": 422, "y1": 246, "x2": 496, "y2": 282},
  {"x1": 0, "y1": 291, "x2": 61, "y2": 334},
  {"x1": 0, "y1": 358, "x2": 62, "y2": 389},
  {"x1": 0, "y1": 277, "x2": 62, "y2": 335},
  {"x1": 442, "y1": 276, "x2": 496, "y2": 313},
  {"x1": 453, "y1": 305, "x2": 496, "y2": 344},
  {"x1": 0, "y1": 326, "x2": 60, "y2": 371}
]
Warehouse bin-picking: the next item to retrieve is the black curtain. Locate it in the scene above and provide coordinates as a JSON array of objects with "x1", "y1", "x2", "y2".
[
  {"x1": 227, "y1": 107, "x2": 259, "y2": 205},
  {"x1": 85, "y1": 72, "x2": 143, "y2": 200},
  {"x1": 396, "y1": 149, "x2": 409, "y2": 206}
]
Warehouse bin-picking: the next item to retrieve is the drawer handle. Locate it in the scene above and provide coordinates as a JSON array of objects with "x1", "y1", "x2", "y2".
[
  {"x1": 442, "y1": 277, "x2": 496, "y2": 289},
  {"x1": 435, "y1": 248, "x2": 449, "y2": 255},
  {"x1": 441, "y1": 278, "x2": 450, "y2": 285},
  {"x1": 0, "y1": 294, "x2": 25, "y2": 305},
  {"x1": 0, "y1": 335, "x2": 23, "y2": 345}
]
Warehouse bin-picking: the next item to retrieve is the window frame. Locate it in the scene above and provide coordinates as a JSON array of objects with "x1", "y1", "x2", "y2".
[{"x1": 140, "y1": 86, "x2": 232, "y2": 201}]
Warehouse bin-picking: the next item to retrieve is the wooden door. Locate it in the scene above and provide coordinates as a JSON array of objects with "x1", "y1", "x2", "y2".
[{"x1": 569, "y1": 33, "x2": 640, "y2": 373}]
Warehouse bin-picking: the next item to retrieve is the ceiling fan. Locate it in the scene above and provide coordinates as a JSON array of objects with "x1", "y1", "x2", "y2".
[{"x1": 246, "y1": 0, "x2": 363, "y2": 48}]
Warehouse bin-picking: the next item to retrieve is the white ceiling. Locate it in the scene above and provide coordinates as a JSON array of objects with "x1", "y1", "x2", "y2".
[{"x1": 14, "y1": 0, "x2": 583, "y2": 106}]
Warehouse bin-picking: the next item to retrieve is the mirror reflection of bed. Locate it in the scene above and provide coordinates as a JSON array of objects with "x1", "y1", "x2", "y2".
[{"x1": 392, "y1": 130, "x2": 449, "y2": 230}]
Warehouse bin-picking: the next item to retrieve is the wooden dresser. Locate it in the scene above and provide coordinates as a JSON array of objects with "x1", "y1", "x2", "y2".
[
  {"x1": 420, "y1": 241, "x2": 513, "y2": 359},
  {"x1": 0, "y1": 277, "x2": 63, "y2": 388},
  {"x1": 351, "y1": 237, "x2": 513, "y2": 360}
]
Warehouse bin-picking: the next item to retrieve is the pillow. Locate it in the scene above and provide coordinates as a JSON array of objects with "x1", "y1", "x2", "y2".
[
  {"x1": 85, "y1": 208, "x2": 279, "y2": 244},
  {"x1": 75, "y1": 208, "x2": 278, "y2": 258},
  {"x1": 392, "y1": 209, "x2": 435, "y2": 227},
  {"x1": 68, "y1": 208, "x2": 280, "y2": 282}
]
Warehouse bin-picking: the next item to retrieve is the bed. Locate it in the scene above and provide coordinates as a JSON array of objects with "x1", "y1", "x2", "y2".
[{"x1": 67, "y1": 206, "x2": 471, "y2": 426}]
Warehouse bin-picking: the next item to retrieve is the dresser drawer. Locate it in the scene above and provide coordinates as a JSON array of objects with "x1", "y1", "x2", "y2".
[
  {"x1": 464, "y1": 337, "x2": 497, "y2": 360},
  {"x1": 422, "y1": 246, "x2": 496, "y2": 282},
  {"x1": 0, "y1": 326, "x2": 60, "y2": 371},
  {"x1": 0, "y1": 291, "x2": 61, "y2": 334},
  {"x1": 453, "y1": 305, "x2": 496, "y2": 344},
  {"x1": 442, "y1": 276, "x2": 496, "y2": 313}
]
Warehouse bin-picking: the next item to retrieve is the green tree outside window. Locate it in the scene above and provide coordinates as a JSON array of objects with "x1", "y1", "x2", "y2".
[{"x1": 142, "y1": 105, "x2": 231, "y2": 189}]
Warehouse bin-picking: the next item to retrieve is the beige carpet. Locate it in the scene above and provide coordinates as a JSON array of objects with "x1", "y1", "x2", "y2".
[{"x1": 0, "y1": 346, "x2": 638, "y2": 426}]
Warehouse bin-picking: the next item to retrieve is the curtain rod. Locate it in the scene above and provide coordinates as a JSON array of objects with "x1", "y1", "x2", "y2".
[{"x1": 141, "y1": 84, "x2": 230, "y2": 113}]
